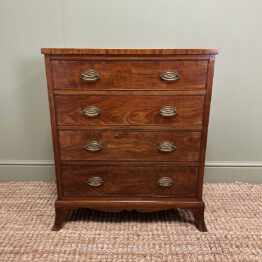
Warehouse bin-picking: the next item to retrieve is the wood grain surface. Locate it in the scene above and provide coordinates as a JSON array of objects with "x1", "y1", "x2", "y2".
[
  {"x1": 61, "y1": 165, "x2": 198, "y2": 197},
  {"x1": 55, "y1": 95, "x2": 204, "y2": 127},
  {"x1": 58, "y1": 130, "x2": 201, "y2": 162},
  {"x1": 52, "y1": 60, "x2": 208, "y2": 90},
  {"x1": 41, "y1": 48, "x2": 219, "y2": 55}
]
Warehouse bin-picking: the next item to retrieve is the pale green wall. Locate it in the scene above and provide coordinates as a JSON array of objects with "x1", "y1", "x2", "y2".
[{"x1": 0, "y1": 0, "x2": 262, "y2": 182}]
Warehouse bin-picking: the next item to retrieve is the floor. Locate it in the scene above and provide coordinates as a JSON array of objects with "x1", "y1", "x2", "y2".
[{"x1": 0, "y1": 182, "x2": 261, "y2": 261}]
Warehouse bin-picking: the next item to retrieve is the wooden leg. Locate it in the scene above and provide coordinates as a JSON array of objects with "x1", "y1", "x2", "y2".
[
  {"x1": 190, "y1": 206, "x2": 207, "y2": 232},
  {"x1": 52, "y1": 207, "x2": 65, "y2": 231}
]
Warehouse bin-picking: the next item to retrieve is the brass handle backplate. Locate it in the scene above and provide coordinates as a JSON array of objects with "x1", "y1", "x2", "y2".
[
  {"x1": 159, "y1": 106, "x2": 177, "y2": 117},
  {"x1": 157, "y1": 177, "x2": 174, "y2": 187},
  {"x1": 80, "y1": 70, "x2": 100, "y2": 81},
  {"x1": 87, "y1": 176, "x2": 104, "y2": 187},
  {"x1": 157, "y1": 141, "x2": 176, "y2": 152},
  {"x1": 84, "y1": 141, "x2": 103, "y2": 152},
  {"x1": 83, "y1": 105, "x2": 101, "y2": 118},
  {"x1": 160, "y1": 70, "x2": 180, "y2": 81}
]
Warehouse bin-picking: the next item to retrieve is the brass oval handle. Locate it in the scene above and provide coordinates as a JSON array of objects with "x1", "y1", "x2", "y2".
[
  {"x1": 82, "y1": 105, "x2": 101, "y2": 118},
  {"x1": 157, "y1": 141, "x2": 176, "y2": 152},
  {"x1": 84, "y1": 141, "x2": 102, "y2": 152},
  {"x1": 157, "y1": 177, "x2": 174, "y2": 187},
  {"x1": 87, "y1": 176, "x2": 104, "y2": 187},
  {"x1": 80, "y1": 70, "x2": 100, "y2": 81},
  {"x1": 160, "y1": 70, "x2": 180, "y2": 81},
  {"x1": 159, "y1": 106, "x2": 177, "y2": 117}
]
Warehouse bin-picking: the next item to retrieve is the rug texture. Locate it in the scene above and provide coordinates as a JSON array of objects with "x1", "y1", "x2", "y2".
[{"x1": 0, "y1": 182, "x2": 261, "y2": 261}]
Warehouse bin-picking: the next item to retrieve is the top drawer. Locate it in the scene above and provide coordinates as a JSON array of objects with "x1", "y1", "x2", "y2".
[{"x1": 51, "y1": 60, "x2": 208, "y2": 90}]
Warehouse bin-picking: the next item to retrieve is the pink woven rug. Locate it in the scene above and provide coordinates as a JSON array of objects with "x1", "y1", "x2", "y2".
[{"x1": 0, "y1": 182, "x2": 261, "y2": 261}]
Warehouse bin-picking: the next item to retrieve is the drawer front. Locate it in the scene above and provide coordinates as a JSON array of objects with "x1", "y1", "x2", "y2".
[
  {"x1": 61, "y1": 165, "x2": 198, "y2": 197},
  {"x1": 55, "y1": 95, "x2": 204, "y2": 127},
  {"x1": 59, "y1": 130, "x2": 201, "y2": 162},
  {"x1": 52, "y1": 60, "x2": 208, "y2": 90}
]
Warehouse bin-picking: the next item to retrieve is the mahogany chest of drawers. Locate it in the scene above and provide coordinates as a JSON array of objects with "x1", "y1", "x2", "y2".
[{"x1": 41, "y1": 48, "x2": 218, "y2": 231}]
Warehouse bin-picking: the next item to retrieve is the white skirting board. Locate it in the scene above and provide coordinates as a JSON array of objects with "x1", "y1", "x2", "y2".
[{"x1": 0, "y1": 160, "x2": 261, "y2": 183}]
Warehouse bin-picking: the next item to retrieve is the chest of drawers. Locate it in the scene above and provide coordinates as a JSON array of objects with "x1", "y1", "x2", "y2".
[{"x1": 41, "y1": 48, "x2": 218, "y2": 231}]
